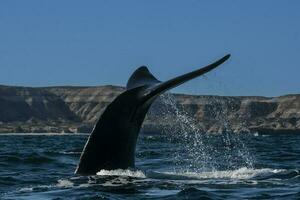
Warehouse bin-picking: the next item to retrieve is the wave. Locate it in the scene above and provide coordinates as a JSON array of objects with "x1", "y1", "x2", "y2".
[
  {"x1": 148, "y1": 167, "x2": 285, "y2": 180},
  {"x1": 96, "y1": 169, "x2": 146, "y2": 178},
  {"x1": 58, "y1": 151, "x2": 81, "y2": 155},
  {"x1": 93, "y1": 167, "x2": 287, "y2": 181},
  {"x1": 0, "y1": 133, "x2": 89, "y2": 136},
  {"x1": 1, "y1": 153, "x2": 55, "y2": 164},
  {"x1": 56, "y1": 179, "x2": 74, "y2": 188},
  {"x1": 17, "y1": 179, "x2": 75, "y2": 193}
]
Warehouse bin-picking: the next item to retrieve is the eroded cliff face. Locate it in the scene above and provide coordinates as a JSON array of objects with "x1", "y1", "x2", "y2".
[
  {"x1": 47, "y1": 85, "x2": 124, "y2": 123},
  {"x1": 0, "y1": 85, "x2": 79, "y2": 123},
  {"x1": 0, "y1": 85, "x2": 299, "y2": 134}
]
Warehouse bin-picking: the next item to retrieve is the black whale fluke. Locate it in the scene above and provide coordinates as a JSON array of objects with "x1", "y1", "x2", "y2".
[{"x1": 75, "y1": 54, "x2": 230, "y2": 175}]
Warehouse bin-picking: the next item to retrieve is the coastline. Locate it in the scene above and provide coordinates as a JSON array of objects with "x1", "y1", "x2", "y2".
[{"x1": 1, "y1": 85, "x2": 299, "y2": 134}]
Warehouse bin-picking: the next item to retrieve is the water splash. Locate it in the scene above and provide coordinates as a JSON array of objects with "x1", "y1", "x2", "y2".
[
  {"x1": 57, "y1": 179, "x2": 74, "y2": 188},
  {"x1": 149, "y1": 167, "x2": 285, "y2": 180},
  {"x1": 156, "y1": 93, "x2": 254, "y2": 173},
  {"x1": 96, "y1": 169, "x2": 146, "y2": 178}
]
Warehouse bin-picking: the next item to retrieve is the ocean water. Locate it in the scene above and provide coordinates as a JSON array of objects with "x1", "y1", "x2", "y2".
[{"x1": 0, "y1": 132, "x2": 299, "y2": 200}]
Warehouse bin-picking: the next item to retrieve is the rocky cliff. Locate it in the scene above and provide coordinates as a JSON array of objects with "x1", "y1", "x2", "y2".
[{"x1": 0, "y1": 85, "x2": 299, "y2": 134}]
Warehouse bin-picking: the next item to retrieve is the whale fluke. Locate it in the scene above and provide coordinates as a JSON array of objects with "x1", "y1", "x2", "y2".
[{"x1": 75, "y1": 54, "x2": 230, "y2": 175}]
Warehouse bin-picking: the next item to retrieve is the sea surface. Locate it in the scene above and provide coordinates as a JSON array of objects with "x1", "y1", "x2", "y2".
[{"x1": 0, "y1": 132, "x2": 299, "y2": 200}]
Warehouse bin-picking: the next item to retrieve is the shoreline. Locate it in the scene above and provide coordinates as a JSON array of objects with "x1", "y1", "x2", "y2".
[{"x1": 1, "y1": 85, "x2": 300, "y2": 134}]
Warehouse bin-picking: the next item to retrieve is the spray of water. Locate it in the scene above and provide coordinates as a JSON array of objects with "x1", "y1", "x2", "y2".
[{"x1": 156, "y1": 93, "x2": 254, "y2": 173}]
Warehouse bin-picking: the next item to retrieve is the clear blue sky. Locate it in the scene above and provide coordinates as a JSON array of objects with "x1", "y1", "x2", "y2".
[{"x1": 0, "y1": 1, "x2": 299, "y2": 96}]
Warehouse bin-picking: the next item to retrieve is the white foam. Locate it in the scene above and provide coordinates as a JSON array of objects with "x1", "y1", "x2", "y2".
[
  {"x1": 59, "y1": 151, "x2": 81, "y2": 155},
  {"x1": 96, "y1": 169, "x2": 146, "y2": 178},
  {"x1": 161, "y1": 167, "x2": 284, "y2": 180},
  {"x1": 18, "y1": 187, "x2": 33, "y2": 192},
  {"x1": 18, "y1": 183, "x2": 55, "y2": 193},
  {"x1": 57, "y1": 179, "x2": 74, "y2": 187},
  {"x1": 17, "y1": 179, "x2": 75, "y2": 193}
]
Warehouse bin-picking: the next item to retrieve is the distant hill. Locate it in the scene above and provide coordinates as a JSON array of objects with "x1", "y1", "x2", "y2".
[{"x1": 0, "y1": 85, "x2": 299, "y2": 134}]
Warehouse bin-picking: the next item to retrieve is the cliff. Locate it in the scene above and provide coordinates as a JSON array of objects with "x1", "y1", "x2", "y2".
[{"x1": 0, "y1": 85, "x2": 299, "y2": 134}]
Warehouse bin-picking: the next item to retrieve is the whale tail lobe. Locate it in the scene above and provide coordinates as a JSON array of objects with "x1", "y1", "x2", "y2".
[{"x1": 127, "y1": 54, "x2": 231, "y2": 101}]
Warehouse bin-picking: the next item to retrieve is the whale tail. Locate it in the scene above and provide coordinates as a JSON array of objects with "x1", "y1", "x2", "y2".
[{"x1": 75, "y1": 54, "x2": 230, "y2": 175}]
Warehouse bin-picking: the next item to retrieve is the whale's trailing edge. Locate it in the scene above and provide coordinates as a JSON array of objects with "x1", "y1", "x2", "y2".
[
  {"x1": 75, "y1": 54, "x2": 230, "y2": 175},
  {"x1": 142, "y1": 54, "x2": 230, "y2": 101}
]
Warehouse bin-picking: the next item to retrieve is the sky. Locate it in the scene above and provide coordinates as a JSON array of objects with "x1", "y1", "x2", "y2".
[{"x1": 0, "y1": 1, "x2": 299, "y2": 96}]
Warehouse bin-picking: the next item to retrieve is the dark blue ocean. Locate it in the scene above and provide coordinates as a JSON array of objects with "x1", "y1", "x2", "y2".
[{"x1": 0, "y1": 132, "x2": 299, "y2": 200}]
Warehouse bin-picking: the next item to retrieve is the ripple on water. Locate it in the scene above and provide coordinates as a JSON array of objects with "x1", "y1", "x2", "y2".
[{"x1": 0, "y1": 133, "x2": 300, "y2": 199}]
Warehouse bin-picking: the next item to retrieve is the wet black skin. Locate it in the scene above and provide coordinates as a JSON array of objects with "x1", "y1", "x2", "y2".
[{"x1": 75, "y1": 54, "x2": 230, "y2": 175}]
